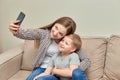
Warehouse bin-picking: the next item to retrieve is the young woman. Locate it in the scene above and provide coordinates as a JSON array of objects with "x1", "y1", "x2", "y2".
[
  {"x1": 33, "y1": 34, "x2": 83, "y2": 80},
  {"x1": 9, "y1": 17, "x2": 90, "y2": 80}
]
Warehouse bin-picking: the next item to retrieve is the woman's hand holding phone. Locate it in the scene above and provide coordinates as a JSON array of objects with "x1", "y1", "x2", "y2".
[
  {"x1": 9, "y1": 20, "x2": 21, "y2": 34},
  {"x1": 9, "y1": 12, "x2": 25, "y2": 34}
]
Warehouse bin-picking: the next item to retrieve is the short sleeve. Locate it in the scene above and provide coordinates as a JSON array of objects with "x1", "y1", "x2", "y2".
[
  {"x1": 48, "y1": 53, "x2": 58, "y2": 67},
  {"x1": 69, "y1": 53, "x2": 80, "y2": 65}
]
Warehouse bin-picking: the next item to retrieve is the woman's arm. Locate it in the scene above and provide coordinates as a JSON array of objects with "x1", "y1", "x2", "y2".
[
  {"x1": 9, "y1": 20, "x2": 49, "y2": 40},
  {"x1": 77, "y1": 48, "x2": 91, "y2": 71},
  {"x1": 14, "y1": 28, "x2": 48, "y2": 40}
]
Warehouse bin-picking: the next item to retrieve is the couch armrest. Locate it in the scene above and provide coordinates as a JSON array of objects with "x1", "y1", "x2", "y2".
[{"x1": 0, "y1": 44, "x2": 24, "y2": 80}]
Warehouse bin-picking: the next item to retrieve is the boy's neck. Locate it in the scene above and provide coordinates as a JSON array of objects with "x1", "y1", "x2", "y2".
[{"x1": 60, "y1": 52, "x2": 71, "y2": 58}]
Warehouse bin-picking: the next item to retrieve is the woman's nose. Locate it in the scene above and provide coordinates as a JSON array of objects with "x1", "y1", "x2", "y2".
[{"x1": 54, "y1": 31, "x2": 58, "y2": 36}]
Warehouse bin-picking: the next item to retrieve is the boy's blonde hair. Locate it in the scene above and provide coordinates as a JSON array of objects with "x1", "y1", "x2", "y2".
[{"x1": 67, "y1": 34, "x2": 82, "y2": 51}]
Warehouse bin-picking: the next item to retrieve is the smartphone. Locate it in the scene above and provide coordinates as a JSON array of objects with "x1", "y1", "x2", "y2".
[{"x1": 15, "y1": 12, "x2": 25, "y2": 26}]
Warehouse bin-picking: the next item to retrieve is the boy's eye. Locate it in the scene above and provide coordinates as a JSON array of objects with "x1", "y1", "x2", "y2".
[{"x1": 65, "y1": 42, "x2": 69, "y2": 45}]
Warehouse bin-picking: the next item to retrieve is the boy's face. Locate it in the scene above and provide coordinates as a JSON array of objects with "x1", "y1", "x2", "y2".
[{"x1": 59, "y1": 36, "x2": 76, "y2": 54}]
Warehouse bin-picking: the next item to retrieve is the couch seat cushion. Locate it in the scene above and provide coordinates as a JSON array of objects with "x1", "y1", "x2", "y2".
[{"x1": 8, "y1": 70, "x2": 31, "y2": 80}]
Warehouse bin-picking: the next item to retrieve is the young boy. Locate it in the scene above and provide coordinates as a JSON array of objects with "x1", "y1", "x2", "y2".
[{"x1": 34, "y1": 34, "x2": 82, "y2": 80}]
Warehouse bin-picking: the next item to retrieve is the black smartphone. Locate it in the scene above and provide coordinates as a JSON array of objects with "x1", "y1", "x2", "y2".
[{"x1": 15, "y1": 12, "x2": 25, "y2": 26}]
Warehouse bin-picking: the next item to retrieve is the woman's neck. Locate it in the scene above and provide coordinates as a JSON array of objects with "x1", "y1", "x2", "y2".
[{"x1": 54, "y1": 39, "x2": 60, "y2": 44}]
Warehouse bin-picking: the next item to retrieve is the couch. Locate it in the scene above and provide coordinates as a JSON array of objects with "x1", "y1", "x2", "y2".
[
  {"x1": 0, "y1": 35, "x2": 120, "y2": 80},
  {"x1": 0, "y1": 37, "x2": 2, "y2": 53}
]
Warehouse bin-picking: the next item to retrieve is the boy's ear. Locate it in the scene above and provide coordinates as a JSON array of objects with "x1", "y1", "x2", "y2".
[{"x1": 70, "y1": 47, "x2": 76, "y2": 52}]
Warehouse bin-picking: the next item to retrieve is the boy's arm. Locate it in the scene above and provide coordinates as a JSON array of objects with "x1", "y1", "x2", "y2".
[
  {"x1": 53, "y1": 53, "x2": 80, "y2": 77},
  {"x1": 52, "y1": 65, "x2": 78, "y2": 77},
  {"x1": 33, "y1": 67, "x2": 53, "y2": 80},
  {"x1": 44, "y1": 67, "x2": 53, "y2": 74}
]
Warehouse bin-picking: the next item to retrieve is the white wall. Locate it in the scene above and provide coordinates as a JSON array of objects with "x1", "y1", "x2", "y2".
[{"x1": 0, "y1": 0, "x2": 120, "y2": 51}]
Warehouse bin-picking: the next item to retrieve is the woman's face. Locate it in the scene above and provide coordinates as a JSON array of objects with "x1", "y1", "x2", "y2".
[{"x1": 50, "y1": 23, "x2": 67, "y2": 40}]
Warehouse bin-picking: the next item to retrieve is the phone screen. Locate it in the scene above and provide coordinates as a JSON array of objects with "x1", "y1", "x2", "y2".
[{"x1": 16, "y1": 12, "x2": 25, "y2": 26}]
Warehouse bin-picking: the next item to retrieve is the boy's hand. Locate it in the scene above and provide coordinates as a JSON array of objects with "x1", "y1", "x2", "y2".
[
  {"x1": 33, "y1": 73, "x2": 49, "y2": 80},
  {"x1": 33, "y1": 75, "x2": 39, "y2": 80}
]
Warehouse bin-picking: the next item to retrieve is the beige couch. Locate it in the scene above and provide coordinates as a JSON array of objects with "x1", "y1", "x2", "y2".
[
  {"x1": 0, "y1": 35, "x2": 120, "y2": 80},
  {"x1": 0, "y1": 37, "x2": 2, "y2": 53}
]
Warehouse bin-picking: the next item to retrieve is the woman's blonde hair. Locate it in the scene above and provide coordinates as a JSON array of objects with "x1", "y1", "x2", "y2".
[{"x1": 34, "y1": 17, "x2": 76, "y2": 49}]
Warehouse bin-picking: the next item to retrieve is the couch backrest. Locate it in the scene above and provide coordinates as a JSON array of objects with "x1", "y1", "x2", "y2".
[
  {"x1": 0, "y1": 36, "x2": 2, "y2": 53},
  {"x1": 21, "y1": 36, "x2": 108, "y2": 80},
  {"x1": 103, "y1": 35, "x2": 120, "y2": 80},
  {"x1": 81, "y1": 36, "x2": 107, "y2": 80},
  {"x1": 21, "y1": 40, "x2": 38, "y2": 70}
]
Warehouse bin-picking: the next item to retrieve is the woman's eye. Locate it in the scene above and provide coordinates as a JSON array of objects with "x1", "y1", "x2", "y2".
[
  {"x1": 59, "y1": 32, "x2": 63, "y2": 36},
  {"x1": 55, "y1": 26, "x2": 58, "y2": 30}
]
